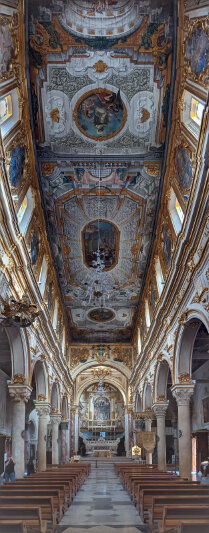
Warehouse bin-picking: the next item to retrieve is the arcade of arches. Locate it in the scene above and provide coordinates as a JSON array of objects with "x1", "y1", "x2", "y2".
[{"x1": 0, "y1": 0, "x2": 209, "y2": 488}]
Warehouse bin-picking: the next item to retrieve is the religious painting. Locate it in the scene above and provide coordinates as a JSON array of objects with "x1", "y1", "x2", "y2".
[
  {"x1": 74, "y1": 89, "x2": 126, "y2": 141},
  {"x1": 202, "y1": 396, "x2": 209, "y2": 424},
  {"x1": 82, "y1": 220, "x2": 119, "y2": 270},
  {"x1": 186, "y1": 24, "x2": 209, "y2": 76},
  {"x1": 94, "y1": 397, "x2": 110, "y2": 420},
  {"x1": 0, "y1": 18, "x2": 14, "y2": 76},
  {"x1": 176, "y1": 146, "x2": 192, "y2": 190},
  {"x1": 163, "y1": 226, "x2": 172, "y2": 266},
  {"x1": 31, "y1": 230, "x2": 39, "y2": 266},
  {"x1": 9, "y1": 145, "x2": 25, "y2": 189},
  {"x1": 88, "y1": 308, "x2": 115, "y2": 322}
]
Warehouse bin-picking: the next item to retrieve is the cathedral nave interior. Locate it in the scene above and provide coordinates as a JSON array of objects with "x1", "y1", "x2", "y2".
[{"x1": 0, "y1": 1, "x2": 209, "y2": 532}]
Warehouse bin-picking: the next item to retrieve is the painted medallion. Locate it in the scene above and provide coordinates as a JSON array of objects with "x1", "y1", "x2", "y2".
[
  {"x1": 187, "y1": 24, "x2": 209, "y2": 76},
  {"x1": 74, "y1": 89, "x2": 126, "y2": 141},
  {"x1": 88, "y1": 308, "x2": 115, "y2": 322},
  {"x1": 82, "y1": 220, "x2": 119, "y2": 270},
  {"x1": 176, "y1": 146, "x2": 192, "y2": 190}
]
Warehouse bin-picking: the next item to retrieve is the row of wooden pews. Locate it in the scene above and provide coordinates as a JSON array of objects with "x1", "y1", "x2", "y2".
[
  {"x1": 0, "y1": 462, "x2": 91, "y2": 533},
  {"x1": 114, "y1": 462, "x2": 209, "y2": 532}
]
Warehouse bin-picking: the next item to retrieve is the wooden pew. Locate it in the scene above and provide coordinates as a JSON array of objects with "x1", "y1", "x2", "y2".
[
  {"x1": 0, "y1": 520, "x2": 27, "y2": 533},
  {"x1": 11, "y1": 480, "x2": 70, "y2": 508},
  {"x1": 133, "y1": 481, "x2": 201, "y2": 508},
  {"x1": 0, "y1": 507, "x2": 46, "y2": 533},
  {"x1": 28, "y1": 474, "x2": 78, "y2": 498},
  {"x1": 0, "y1": 488, "x2": 63, "y2": 520},
  {"x1": 140, "y1": 488, "x2": 209, "y2": 520},
  {"x1": 158, "y1": 505, "x2": 209, "y2": 533},
  {"x1": 0, "y1": 497, "x2": 56, "y2": 533},
  {"x1": 148, "y1": 495, "x2": 209, "y2": 531},
  {"x1": 177, "y1": 519, "x2": 209, "y2": 533}
]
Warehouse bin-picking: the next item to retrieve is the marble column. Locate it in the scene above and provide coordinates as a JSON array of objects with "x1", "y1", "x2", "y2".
[
  {"x1": 74, "y1": 407, "x2": 79, "y2": 454},
  {"x1": 51, "y1": 413, "x2": 61, "y2": 464},
  {"x1": 60, "y1": 419, "x2": 69, "y2": 463},
  {"x1": 144, "y1": 416, "x2": 153, "y2": 464},
  {"x1": 35, "y1": 402, "x2": 51, "y2": 472},
  {"x1": 8, "y1": 384, "x2": 32, "y2": 478},
  {"x1": 124, "y1": 409, "x2": 130, "y2": 456},
  {"x1": 171, "y1": 384, "x2": 194, "y2": 479},
  {"x1": 153, "y1": 402, "x2": 168, "y2": 471}
]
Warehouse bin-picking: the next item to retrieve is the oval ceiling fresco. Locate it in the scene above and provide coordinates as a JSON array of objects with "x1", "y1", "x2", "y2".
[
  {"x1": 74, "y1": 88, "x2": 127, "y2": 141},
  {"x1": 88, "y1": 308, "x2": 115, "y2": 322},
  {"x1": 82, "y1": 220, "x2": 119, "y2": 271}
]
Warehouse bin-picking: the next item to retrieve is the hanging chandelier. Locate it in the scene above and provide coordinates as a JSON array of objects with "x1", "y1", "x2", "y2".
[{"x1": 0, "y1": 294, "x2": 40, "y2": 328}]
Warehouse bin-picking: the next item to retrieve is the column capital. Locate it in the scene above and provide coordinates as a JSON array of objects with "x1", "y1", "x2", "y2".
[
  {"x1": 35, "y1": 401, "x2": 51, "y2": 417},
  {"x1": 143, "y1": 409, "x2": 154, "y2": 421},
  {"x1": 152, "y1": 402, "x2": 169, "y2": 417},
  {"x1": 8, "y1": 383, "x2": 32, "y2": 403},
  {"x1": 171, "y1": 384, "x2": 195, "y2": 406},
  {"x1": 50, "y1": 413, "x2": 62, "y2": 425}
]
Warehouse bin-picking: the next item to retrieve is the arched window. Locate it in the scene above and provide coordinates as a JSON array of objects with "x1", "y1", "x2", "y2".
[
  {"x1": 17, "y1": 187, "x2": 34, "y2": 234},
  {"x1": 138, "y1": 328, "x2": 141, "y2": 355},
  {"x1": 182, "y1": 90, "x2": 205, "y2": 139},
  {"x1": 0, "y1": 89, "x2": 19, "y2": 139},
  {"x1": 155, "y1": 257, "x2": 164, "y2": 296},
  {"x1": 0, "y1": 95, "x2": 12, "y2": 124},
  {"x1": 53, "y1": 299, "x2": 58, "y2": 330},
  {"x1": 145, "y1": 299, "x2": 151, "y2": 329},
  {"x1": 169, "y1": 188, "x2": 184, "y2": 234},
  {"x1": 38, "y1": 256, "x2": 47, "y2": 296}
]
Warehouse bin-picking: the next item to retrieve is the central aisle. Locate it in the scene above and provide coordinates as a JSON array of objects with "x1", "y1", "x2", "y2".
[{"x1": 55, "y1": 460, "x2": 147, "y2": 533}]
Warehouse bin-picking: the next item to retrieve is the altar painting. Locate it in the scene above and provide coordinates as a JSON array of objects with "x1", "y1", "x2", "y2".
[
  {"x1": 75, "y1": 89, "x2": 126, "y2": 141},
  {"x1": 187, "y1": 24, "x2": 209, "y2": 76},
  {"x1": 83, "y1": 220, "x2": 118, "y2": 270},
  {"x1": 94, "y1": 398, "x2": 110, "y2": 420}
]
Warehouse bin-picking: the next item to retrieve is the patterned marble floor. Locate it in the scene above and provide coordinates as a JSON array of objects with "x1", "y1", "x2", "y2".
[{"x1": 55, "y1": 461, "x2": 148, "y2": 533}]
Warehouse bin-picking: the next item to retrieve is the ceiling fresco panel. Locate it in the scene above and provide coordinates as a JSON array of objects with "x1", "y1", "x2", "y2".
[{"x1": 27, "y1": 0, "x2": 176, "y2": 342}]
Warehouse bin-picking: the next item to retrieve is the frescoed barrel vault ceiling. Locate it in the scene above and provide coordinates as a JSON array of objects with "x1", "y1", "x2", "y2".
[{"x1": 27, "y1": 0, "x2": 176, "y2": 343}]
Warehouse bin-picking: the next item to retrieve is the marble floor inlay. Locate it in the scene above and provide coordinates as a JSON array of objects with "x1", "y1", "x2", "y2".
[{"x1": 55, "y1": 461, "x2": 148, "y2": 533}]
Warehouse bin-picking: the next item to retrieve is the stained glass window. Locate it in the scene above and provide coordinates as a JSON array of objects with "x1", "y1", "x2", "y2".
[{"x1": 0, "y1": 95, "x2": 12, "y2": 124}]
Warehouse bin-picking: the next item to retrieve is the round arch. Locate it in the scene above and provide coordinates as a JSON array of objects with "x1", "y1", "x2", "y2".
[
  {"x1": 32, "y1": 359, "x2": 48, "y2": 400},
  {"x1": 51, "y1": 382, "x2": 60, "y2": 412},
  {"x1": 5, "y1": 327, "x2": 29, "y2": 381},
  {"x1": 174, "y1": 310, "x2": 209, "y2": 383},
  {"x1": 71, "y1": 359, "x2": 131, "y2": 380},
  {"x1": 154, "y1": 359, "x2": 173, "y2": 403},
  {"x1": 76, "y1": 377, "x2": 126, "y2": 405},
  {"x1": 143, "y1": 382, "x2": 152, "y2": 411},
  {"x1": 136, "y1": 393, "x2": 142, "y2": 412},
  {"x1": 61, "y1": 395, "x2": 68, "y2": 418}
]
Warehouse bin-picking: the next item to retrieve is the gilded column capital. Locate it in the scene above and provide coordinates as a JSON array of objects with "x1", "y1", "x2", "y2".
[
  {"x1": 171, "y1": 384, "x2": 195, "y2": 406},
  {"x1": 8, "y1": 383, "x2": 32, "y2": 403},
  {"x1": 34, "y1": 401, "x2": 51, "y2": 417},
  {"x1": 152, "y1": 402, "x2": 169, "y2": 417}
]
